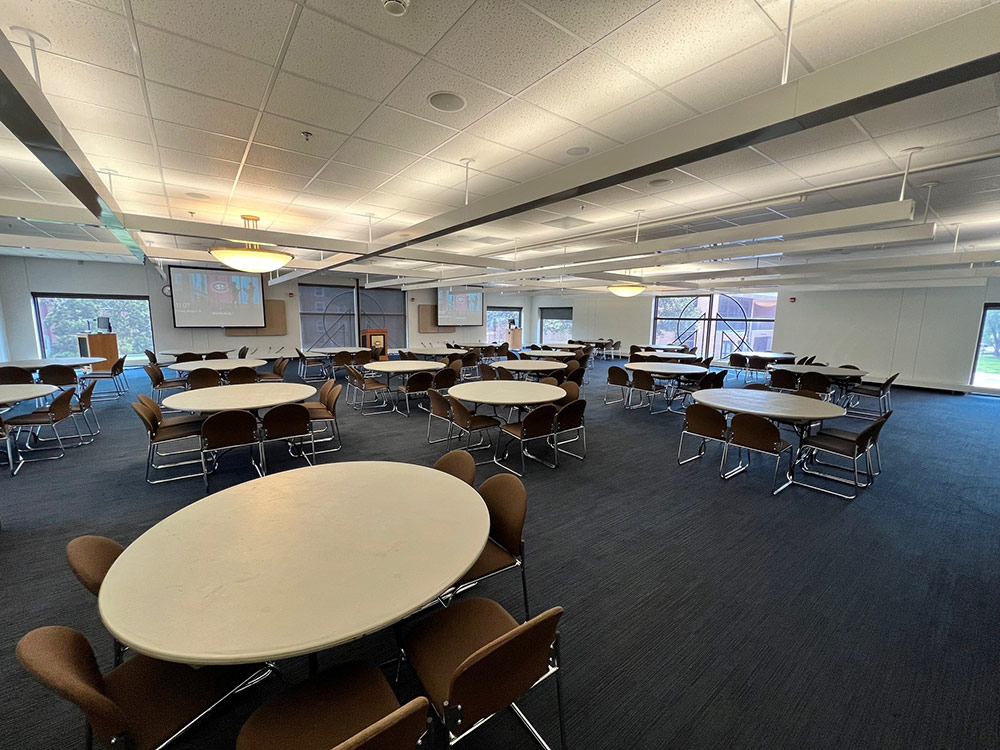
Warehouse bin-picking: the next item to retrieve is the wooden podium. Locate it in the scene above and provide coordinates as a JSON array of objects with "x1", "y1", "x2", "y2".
[
  {"x1": 360, "y1": 328, "x2": 389, "y2": 360},
  {"x1": 76, "y1": 332, "x2": 119, "y2": 371},
  {"x1": 505, "y1": 328, "x2": 523, "y2": 350}
]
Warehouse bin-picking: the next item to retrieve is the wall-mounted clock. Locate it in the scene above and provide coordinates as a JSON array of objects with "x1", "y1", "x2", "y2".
[{"x1": 161, "y1": 284, "x2": 172, "y2": 297}]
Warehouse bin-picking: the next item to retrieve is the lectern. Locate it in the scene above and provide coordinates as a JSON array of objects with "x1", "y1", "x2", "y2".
[
  {"x1": 76, "y1": 332, "x2": 119, "y2": 371},
  {"x1": 505, "y1": 328, "x2": 523, "y2": 350}
]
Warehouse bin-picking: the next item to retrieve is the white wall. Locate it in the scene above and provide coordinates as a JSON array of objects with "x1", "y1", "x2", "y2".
[
  {"x1": 405, "y1": 289, "x2": 536, "y2": 347},
  {"x1": 529, "y1": 293, "x2": 654, "y2": 347},
  {"x1": 772, "y1": 281, "x2": 999, "y2": 392}
]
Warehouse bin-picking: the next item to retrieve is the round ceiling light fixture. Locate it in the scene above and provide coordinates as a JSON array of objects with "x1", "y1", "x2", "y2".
[
  {"x1": 565, "y1": 145, "x2": 590, "y2": 156},
  {"x1": 383, "y1": 0, "x2": 409, "y2": 16},
  {"x1": 209, "y1": 215, "x2": 294, "y2": 273},
  {"x1": 428, "y1": 91, "x2": 466, "y2": 112},
  {"x1": 647, "y1": 178, "x2": 673, "y2": 188},
  {"x1": 607, "y1": 282, "x2": 646, "y2": 298}
]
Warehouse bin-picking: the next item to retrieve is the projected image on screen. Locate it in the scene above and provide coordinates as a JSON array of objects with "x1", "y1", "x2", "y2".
[
  {"x1": 437, "y1": 289, "x2": 484, "y2": 326},
  {"x1": 169, "y1": 266, "x2": 265, "y2": 328}
]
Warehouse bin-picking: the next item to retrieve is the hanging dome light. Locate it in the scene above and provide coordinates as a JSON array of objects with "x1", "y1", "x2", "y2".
[
  {"x1": 210, "y1": 215, "x2": 293, "y2": 273},
  {"x1": 607, "y1": 282, "x2": 646, "y2": 298}
]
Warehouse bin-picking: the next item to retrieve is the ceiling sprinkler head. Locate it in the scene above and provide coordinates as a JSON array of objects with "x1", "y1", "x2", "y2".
[
  {"x1": 383, "y1": 0, "x2": 409, "y2": 15},
  {"x1": 301, "y1": 130, "x2": 313, "y2": 142}
]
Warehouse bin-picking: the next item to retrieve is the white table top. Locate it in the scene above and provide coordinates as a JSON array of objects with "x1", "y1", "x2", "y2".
[
  {"x1": 162, "y1": 383, "x2": 316, "y2": 413},
  {"x1": 99, "y1": 462, "x2": 489, "y2": 665},
  {"x1": 160, "y1": 349, "x2": 234, "y2": 356},
  {"x1": 692, "y1": 389, "x2": 846, "y2": 422},
  {"x1": 518, "y1": 350, "x2": 577, "y2": 359},
  {"x1": 404, "y1": 348, "x2": 468, "y2": 357},
  {"x1": 0, "y1": 383, "x2": 58, "y2": 406},
  {"x1": 455, "y1": 343, "x2": 495, "y2": 349},
  {"x1": 641, "y1": 345, "x2": 686, "y2": 352},
  {"x1": 166, "y1": 358, "x2": 267, "y2": 372},
  {"x1": 745, "y1": 351, "x2": 796, "y2": 360},
  {"x1": 313, "y1": 347, "x2": 370, "y2": 354},
  {"x1": 492, "y1": 360, "x2": 568, "y2": 373},
  {"x1": 633, "y1": 352, "x2": 699, "y2": 361},
  {"x1": 449, "y1": 381, "x2": 565, "y2": 406},
  {"x1": 0, "y1": 357, "x2": 105, "y2": 370},
  {"x1": 771, "y1": 364, "x2": 868, "y2": 378},
  {"x1": 365, "y1": 361, "x2": 445, "y2": 374},
  {"x1": 545, "y1": 344, "x2": 585, "y2": 351},
  {"x1": 626, "y1": 363, "x2": 707, "y2": 376}
]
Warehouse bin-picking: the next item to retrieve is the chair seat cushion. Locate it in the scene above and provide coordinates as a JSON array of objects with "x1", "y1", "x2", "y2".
[
  {"x1": 160, "y1": 414, "x2": 205, "y2": 429},
  {"x1": 803, "y1": 432, "x2": 859, "y2": 456},
  {"x1": 463, "y1": 414, "x2": 500, "y2": 431},
  {"x1": 363, "y1": 379, "x2": 387, "y2": 390},
  {"x1": 6, "y1": 412, "x2": 54, "y2": 426},
  {"x1": 104, "y1": 656, "x2": 255, "y2": 750},
  {"x1": 236, "y1": 662, "x2": 398, "y2": 750},
  {"x1": 152, "y1": 423, "x2": 202, "y2": 443},
  {"x1": 457, "y1": 540, "x2": 517, "y2": 585},
  {"x1": 851, "y1": 384, "x2": 881, "y2": 396},
  {"x1": 404, "y1": 598, "x2": 517, "y2": 713},
  {"x1": 156, "y1": 379, "x2": 187, "y2": 389},
  {"x1": 816, "y1": 427, "x2": 859, "y2": 441},
  {"x1": 306, "y1": 404, "x2": 333, "y2": 420},
  {"x1": 257, "y1": 373, "x2": 283, "y2": 382}
]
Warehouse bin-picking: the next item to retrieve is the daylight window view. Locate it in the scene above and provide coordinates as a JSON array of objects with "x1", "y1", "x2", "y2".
[
  {"x1": 972, "y1": 306, "x2": 1000, "y2": 388},
  {"x1": 33, "y1": 295, "x2": 153, "y2": 359},
  {"x1": 653, "y1": 293, "x2": 777, "y2": 358}
]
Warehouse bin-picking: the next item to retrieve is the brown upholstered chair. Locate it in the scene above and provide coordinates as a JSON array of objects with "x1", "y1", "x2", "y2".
[
  {"x1": 187, "y1": 368, "x2": 222, "y2": 390},
  {"x1": 722, "y1": 413, "x2": 793, "y2": 494},
  {"x1": 494, "y1": 403, "x2": 557, "y2": 476},
  {"x1": 348, "y1": 366, "x2": 390, "y2": 415},
  {"x1": 70, "y1": 380, "x2": 100, "y2": 442},
  {"x1": 799, "y1": 371, "x2": 832, "y2": 398},
  {"x1": 627, "y1": 370, "x2": 667, "y2": 413},
  {"x1": 206, "y1": 351, "x2": 229, "y2": 360},
  {"x1": 557, "y1": 381, "x2": 579, "y2": 406},
  {"x1": 308, "y1": 383, "x2": 344, "y2": 455},
  {"x1": 433, "y1": 448, "x2": 476, "y2": 486},
  {"x1": 258, "y1": 357, "x2": 290, "y2": 383},
  {"x1": 132, "y1": 401, "x2": 202, "y2": 484},
  {"x1": 200, "y1": 410, "x2": 261, "y2": 490},
  {"x1": 82, "y1": 356, "x2": 129, "y2": 400},
  {"x1": 6, "y1": 388, "x2": 83, "y2": 460},
  {"x1": 0, "y1": 366, "x2": 33, "y2": 385},
  {"x1": 742, "y1": 383, "x2": 772, "y2": 391},
  {"x1": 403, "y1": 598, "x2": 565, "y2": 749},
  {"x1": 136, "y1": 394, "x2": 203, "y2": 430},
  {"x1": 448, "y1": 396, "x2": 499, "y2": 457},
  {"x1": 496, "y1": 366, "x2": 515, "y2": 381},
  {"x1": 554, "y1": 398, "x2": 586, "y2": 460},
  {"x1": 431, "y1": 366, "x2": 457, "y2": 394},
  {"x1": 258, "y1": 403, "x2": 313, "y2": 473},
  {"x1": 850, "y1": 373, "x2": 898, "y2": 418},
  {"x1": 236, "y1": 663, "x2": 427, "y2": 750},
  {"x1": 143, "y1": 364, "x2": 186, "y2": 402},
  {"x1": 330, "y1": 351, "x2": 353, "y2": 380},
  {"x1": 448, "y1": 359, "x2": 463, "y2": 381},
  {"x1": 677, "y1": 403, "x2": 729, "y2": 466},
  {"x1": 450, "y1": 474, "x2": 530, "y2": 617},
  {"x1": 397, "y1": 370, "x2": 433, "y2": 416},
  {"x1": 353, "y1": 350, "x2": 372, "y2": 367},
  {"x1": 66, "y1": 535, "x2": 126, "y2": 666},
  {"x1": 769, "y1": 368, "x2": 798, "y2": 391},
  {"x1": 479, "y1": 363, "x2": 496, "y2": 381},
  {"x1": 426, "y1": 388, "x2": 453, "y2": 445},
  {"x1": 39, "y1": 364, "x2": 79, "y2": 388},
  {"x1": 237, "y1": 346, "x2": 249, "y2": 358},
  {"x1": 539, "y1": 377, "x2": 558, "y2": 386},
  {"x1": 144, "y1": 349, "x2": 158, "y2": 366},
  {"x1": 797, "y1": 411, "x2": 891, "y2": 499},
  {"x1": 17, "y1": 626, "x2": 261, "y2": 750},
  {"x1": 793, "y1": 389, "x2": 822, "y2": 399},
  {"x1": 605, "y1": 365, "x2": 630, "y2": 405},
  {"x1": 227, "y1": 366, "x2": 259, "y2": 385},
  {"x1": 295, "y1": 348, "x2": 327, "y2": 381},
  {"x1": 565, "y1": 367, "x2": 584, "y2": 387},
  {"x1": 175, "y1": 352, "x2": 201, "y2": 363}
]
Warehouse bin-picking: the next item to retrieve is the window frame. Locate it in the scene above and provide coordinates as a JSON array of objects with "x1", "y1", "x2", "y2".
[
  {"x1": 297, "y1": 283, "x2": 358, "y2": 349},
  {"x1": 971, "y1": 303, "x2": 1000, "y2": 386},
  {"x1": 538, "y1": 306, "x2": 573, "y2": 344},
  {"x1": 31, "y1": 291, "x2": 154, "y2": 358},
  {"x1": 486, "y1": 306, "x2": 523, "y2": 342},
  {"x1": 652, "y1": 293, "x2": 777, "y2": 357}
]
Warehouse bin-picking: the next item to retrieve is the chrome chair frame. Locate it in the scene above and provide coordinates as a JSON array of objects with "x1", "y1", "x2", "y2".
[{"x1": 720, "y1": 416, "x2": 794, "y2": 495}]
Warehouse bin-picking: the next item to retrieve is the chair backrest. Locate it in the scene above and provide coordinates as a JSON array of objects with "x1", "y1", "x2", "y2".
[
  {"x1": 805, "y1": 355, "x2": 817, "y2": 365},
  {"x1": 0, "y1": 366, "x2": 34, "y2": 385},
  {"x1": 201, "y1": 410, "x2": 258, "y2": 449},
  {"x1": 607, "y1": 366, "x2": 630, "y2": 387},
  {"x1": 447, "y1": 396, "x2": 475, "y2": 428},
  {"x1": 48, "y1": 388, "x2": 75, "y2": 420},
  {"x1": 799, "y1": 371, "x2": 831, "y2": 393},
  {"x1": 136, "y1": 394, "x2": 162, "y2": 421},
  {"x1": 333, "y1": 351, "x2": 353, "y2": 366},
  {"x1": 448, "y1": 604, "x2": 563, "y2": 729},
  {"x1": 881, "y1": 373, "x2": 900, "y2": 392},
  {"x1": 317, "y1": 379, "x2": 336, "y2": 404},
  {"x1": 175, "y1": 352, "x2": 201, "y2": 363},
  {"x1": 496, "y1": 367, "x2": 514, "y2": 381},
  {"x1": 566, "y1": 368, "x2": 584, "y2": 386},
  {"x1": 702, "y1": 356, "x2": 714, "y2": 369},
  {"x1": 557, "y1": 381, "x2": 579, "y2": 406},
  {"x1": 483, "y1": 346, "x2": 496, "y2": 357},
  {"x1": 428, "y1": 388, "x2": 450, "y2": 418},
  {"x1": 477, "y1": 474, "x2": 526, "y2": 554},
  {"x1": 187, "y1": 368, "x2": 222, "y2": 390},
  {"x1": 564, "y1": 359, "x2": 580, "y2": 373},
  {"x1": 227, "y1": 366, "x2": 259, "y2": 385},
  {"x1": 769, "y1": 369, "x2": 798, "y2": 390},
  {"x1": 746, "y1": 356, "x2": 768, "y2": 370},
  {"x1": 529, "y1": 344, "x2": 541, "y2": 350},
  {"x1": 479, "y1": 363, "x2": 496, "y2": 381},
  {"x1": 729, "y1": 353, "x2": 747, "y2": 368},
  {"x1": 461, "y1": 352, "x2": 480, "y2": 367},
  {"x1": 77, "y1": 379, "x2": 97, "y2": 409},
  {"x1": 324, "y1": 384, "x2": 344, "y2": 414},
  {"x1": 332, "y1": 697, "x2": 429, "y2": 750},
  {"x1": 405, "y1": 371, "x2": 434, "y2": 392},
  {"x1": 631, "y1": 370, "x2": 655, "y2": 391},
  {"x1": 144, "y1": 349, "x2": 157, "y2": 365},
  {"x1": 131, "y1": 401, "x2": 159, "y2": 437},
  {"x1": 505, "y1": 351, "x2": 519, "y2": 361},
  {"x1": 695, "y1": 373, "x2": 715, "y2": 390},
  {"x1": 539, "y1": 377, "x2": 558, "y2": 386},
  {"x1": 521, "y1": 403, "x2": 557, "y2": 438},
  {"x1": 354, "y1": 351, "x2": 372, "y2": 366},
  {"x1": 730, "y1": 413, "x2": 783, "y2": 453},
  {"x1": 207, "y1": 351, "x2": 228, "y2": 360},
  {"x1": 433, "y1": 449, "x2": 476, "y2": 486},
  {"x1": 66, "y1": 536, "x2": 124, "y2": 597},
  {"x1": 743, "y1": 383, "x2": 772, "y2": 391},
  {"x1": 868, "y1": 410, "x2": 893, "y2": 444},
  {"x1": 713, "y1": 369, "x2": 728, "y2": 387},
  {"x1": 237, "y1": 346, "x2": 249, "y2": 358},
  {"x1": 432, "y1": 367, "x2": 457, "y2": 390},
  {"x1": 556, "y1": 398, "x2": 585, "y2": 429},
  {"x1": 448, "y1": 359, "x2": 463, "y2": 376},
  {"x1": 684, "y1": 403, "x2": 728, "y2": 439},
  {"x1": 261, "y1": 403, "x2": 311, "y2": 440},
  {"x1": 39, "y1": 364, "x2": 78, "y2": 387},
  {"x1": 16, "y1": 626, "x2": 129, "y2": 746}
]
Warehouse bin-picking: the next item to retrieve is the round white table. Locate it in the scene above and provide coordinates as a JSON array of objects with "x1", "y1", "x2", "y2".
[
  {"x1": 518, "y1": 350, "x2": 577, "y2": 359},
  {"x1": 641, "y1": 345, "x2": 686, "y2": 352},
  {"x1": 314, "y1": 347, "x2": 370, "y2": 355},
  {"x1": 771, "y1": 364, "x2": 868, "y2": 378},
  {"x1": 449, "y1": 381, "x2": 565, "y2": 406},
  {"x1": 162, "y1": 383, "x2": 316, "y2": 413},
  {"x1": 166, "y1": 358, "x2": 267, "y2": 373},
  {"x1": 98, "y1": 462, "x2": 489, "y2": 664},
  {"x1": 692, "y1": 389, "x2": 845, "y2": 422},
  {"x1": 746, "y1": 351, "x2": 796, "y2": 361},
  {"x1": 404, "y1": 348, "x2": 468, "y2": 357},
  {"x1": 455, "y1": 343, "x2": 495, "y2": 349},
  {"x1": 626, "y1": 363, "x2": 707, "y2": 377},
  {"x1": 634, "y1": 352, "x2": 699, "y2": 361},
  {"x1": 160, "y1": 349, "x2": 234, "y2": 357},
  {"x1": 0, "y1": 383, "x2": 58, "y2": 406},
  {"x1": 546, "y1": 344, "x2": 585, "y2": 351},
  {"x1": 492, "y1": 360, "x2": 567, "y2": 374},
  {"x1": 365, "y1": 361, "x2": 444, "y2": 375},
  {"x1": 0, "y1": 357, "x2": 106, "y2": 371}
]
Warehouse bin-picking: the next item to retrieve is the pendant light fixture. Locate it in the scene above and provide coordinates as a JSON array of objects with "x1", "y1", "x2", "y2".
[
  {"x1": 210, "y1": 215, "x2": 293, "y2": 273},
  {"x1": 608, "y1": 210, "x2": 647, "y2": 297}
]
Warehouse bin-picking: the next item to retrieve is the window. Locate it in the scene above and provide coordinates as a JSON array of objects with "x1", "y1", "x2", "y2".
[
  {"x1": 33, "y1": 294, "x2": 153, "y2": 360},
  {"x1": 539, "y1": 307, "x2": 573, "y2": 344},
  {"x1": 653, "y1": 293, "x2": 777, "y2": 358},
  {"x1": 486, "y1": 307, "x2": 522, "y2": 343},
  {"x1": 359, "y1": 288, "x2": 407, "y2": 349},
  {"x1": 299, "y1": 284, "x2": 356, "y2": 348},
  {"x1": 972, "y1": 305, "x2": 1000, "y2": 388}
]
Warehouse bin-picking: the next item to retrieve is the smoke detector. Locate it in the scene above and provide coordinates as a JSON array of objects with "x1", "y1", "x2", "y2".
[{"x1": 383, "y1": 0, "x2": 409, "y2": 15}]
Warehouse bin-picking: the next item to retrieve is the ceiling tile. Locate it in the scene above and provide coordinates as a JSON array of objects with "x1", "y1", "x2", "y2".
[
  {"x1": 465, "y1": 171, "x2": 519, "y2": 196},
  {"x1": 231, "y1": 182, "x2": 301, "y2": 204},
  {"x1": 588, "y1": 92, "x2": 694, "y2": 143},
  {"x1": 530, "y1": 127, "x2": 621, "y2": 165},
  {"x1": 291, "y1": 192, "x2": 355, "y2": 212},
  {"x1": 876, "y1": 110, "x2": 1000, "y2": 159},
  {"x1": 87, "y1": 156, "x2": 162, "y2": 182},
  {"x1": 72, "y1": 131, "x2": 158, "y2": 165},
  {"x1": 246, "y1": 144, "x2": 326, "y2": 177},
  {"x1": 599, "y1": 0, "x2": 773, "y2": 87},
  {"x1": 667, "y1": 37, "x2": 807, "y2": 114},
  {"x1": 489, "y1": 153, "x2": 563, "y2": 182},
  {"x1": 754, "y1": 119, "x2": 870, "y2": 162},
  {"x1": 430, "y1": 133, "x2": 521, "y2": 171},
  {"x1": 380, "y1": 173, "x2": 455, "y2": 199},
  {"x1": 49, "y1": 96, "x2": 153, "y2": 142},
  {"x1": 522, "y1": 0, "x2": 659, "y2": 43},
  {"x1": 316, "y1": 161, "x2": 393, "y2": 189},
  {"x1": 147, "y1": 82, "x2": 258, "y2": 138},
  {"x1": 283, "y1": 8, "x2": 419, "y2": 101},
  {"x1": 334, "y1": 138, "x2": 419, "y2": 173},
  {"x1": 153, "y1": 120, "x2": 249, "y2": 162},
  {"x1": 354, "y1": 107, "x2": 457, "y2": 154},
  {"x1": 300, "y1": 179, "x2": 369, "y2": 202},
  {"x1": 159, "y1": 148, "x2": 239, "y2": 179},
  {"x1": 384, "y1": 59, "x2": 509, "y2": 130},
  {"x1": 711, "y1": 163, "x2": 811, "y2": 198},
  {"x1": 428, "y1": 0, "x2": 586, "y2": 94},
  {"x1": 522, "y1": 49, "x2": 656, "y2": 123},
  {"x1": 136, "y1": 25, "x2": 271, "y2": 107},
  {"x1": 266, "y1": 72, "x2": 378, "y2": 134},
  {"x1": 781, "y1": 141, "x2": 897, "y2": 178},
  {"x1": 161, "y1": 169, "x2": 235, "y2": 193},
  {"x1": 682, "y1": 149, "x2": 774, "y2": 180},
  {"x1": 466, "y1": 98, "x2": 576, "y2": 151},
  {"x1": 131, "y1": 0, "x2": 294, "y2": 64},
  {"x1": 20, "y1": 50, "x2": 145, "y2": 115},
  {"x1": 656, "y1": 181, "x2": 734, "y2": 208},
  {"x1": 254, "y1": 115, "x2": 347, "y2": 159},
  {"x1": 855, "y1": 78, "x2": 1000, "y2": 137}
]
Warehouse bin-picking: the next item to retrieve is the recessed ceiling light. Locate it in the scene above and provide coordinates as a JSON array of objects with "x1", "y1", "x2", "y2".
[
  {"x1": 428, "y1": 91, "x2": 466, "y2": 112},
  {"x1": 186, "y1": 192, "x2": 209, "y2": 200},
  {"x1": 383, "y1": 0, "x2": 408, "y2": 14},
  {"x1": 565, "y1": 146, "x2": 590, "y2": 156},
  {"x1": 648, "y1": 178, "x2": 673, "y2": 188}
]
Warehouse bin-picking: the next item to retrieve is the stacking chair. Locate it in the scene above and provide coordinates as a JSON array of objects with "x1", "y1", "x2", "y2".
[
  {"x1": 496, "y1": 366, "x2": 515, "y2": 381},
  {"x1": 82, "y1": 356, "x2": 129, "y2": 401},
  {"x1": 796, "y1": 412, "x2": 891, "y2": 499},
  {"x1": 200, "y1": 410, "x2": 262, "y2": 490},
  {"x1": 448, "y1": 396, "x2": 499, "y2": 459},
  {"x1": 448, "y1": 359, "x2": 464, "y2": 382},
  {"x1": 743, "y1": 383, "x2": 772, "y2": 391},
  {"x1": 175, "y1": 352, "x2": 201, "y2": 363},
  {"x1": 431, "y1": 366, "x2": 457, "y2": 394},
  {"x1": 460, "y1": 352, "x2": 481, "y2": 381},
  {"x1": 605, "y1": 365, "x2": 630, "y2": 405},
  {"x1": 206, "y1": 351, "x2": 229, "y2": 360},
  {"x1": 295, "y1": 348, "x2": 327, "y2": 381},
  {"x1": 565, "y1": 367, "x2": 584, "y2": 387},
  {"x1": 0, "y1": 414, "x2": 19, "y2": 476},
  {"x1": 479, "y1": 363, "x2": 496, "y2": 381},
  {"x1": 850, "y1": 373, "x2": 898, "y2": 418},
  {"x1": 799, "y1": 371, "x2": 832, "y2": 399},
  {"x1": 793, "y1": 389, "x2": 822, "y2": 399},
  {"x1": 17, "y1": 626, "x2": 264, "y2": 750},
  {"x1": 397, "y1": 370, "x2": 433, "y2": 416},
  {"x1": 308, "y1": 383, "x2": 344, "y2": 455},
  {"x1": 722, "y1": 413, "x2": 794, "y2": 494},
  {"x1": 69, "y1": 380, "x2": 100, "y2": 443},
  {"x1": 0, "y1": 366, "x2": 33, "y2": 384},
  {"x1": 236, "y1": 663, "x2": 428, "y2": 750},
  {"x1": 426, "y1": 388, "x2": 454, "y2": 445},
  {"x1": 554, "y1": 399, "x2": 586, "y2": 461},
  {"x1": 539, "y1": 377, "x2": 559, "y2": 386},
  {"x1": 528, "y1": 344, "x2": 541, "y2": 350},
  {"x1": 39, "y1": 363, "x2": 79, "y2": 390},
  {"x1": 433, "y1": 448, "x2": 476, "y2": 486},
  {"x1": 227, "y1": 366, "x2": 259, "y2": 385},
  {"x1": 677, "y1": 403, "x2": 729, "y2": 466},
  {"x1": 237, "y1": 346, "x2": 250, "y2": 358},
  {"x1": 712, "y1": 369, "x2": 729, "y2": 388},
  {"x1": 65, "y1": 535, "x2": 126, "y2": 666},
  {"x1": 353, "y1": 350, "x2": 372, "y2": 367},
  {"x1": 556, "y1": 382, "x2": 579, "y2": 406},
  {"x1": 627, "y1": 370, "x2": 668, "y2": 414},
  {"x1": 6, "y1": 388, "x2": 83, "y2": 461},
  {"x1": 494, "y1": 403, "x2": 557, "y2": 476},
  {"x1": 144, "y1": 349, "x2": 158, "y2": 366},
  {"x1": 564, "y1": 359, "x2": 580, "y2": 376},
  {"x1": 330, "y1": 351, "x2": 353, "y2": 380},
  {"x1": 143, "y1": 364, "x2": 186, "y2": 403},
  {"x1": 505, "y1": 351, "x2": 520, "y2": 361},
  {"x1": 258, "y1": 403, "x2": 313, "y2": 474},
  {"x1": 132, "y1": 401, "x2": 203, "y2": 484},
  {"x1": 348, "y1": 366, "x2": 391, "y2": 415},
  {"x1": 402, "y1": 598, "x2": 565, "y2": 750},
  {"x1": 187, "y1": 368, "x2": 222, "y2": 390},
  {"x1": 728, "y1": 352, "x2": 747, "y2": 379},
  {"x1": 769, "y1": 368, "x2": 798, "y2": 391},
  {"x1": 745, "y1": 356, "x2": 768, "y2": 383},
  {"x1": 258, "y1": 357, "x2": 290, "y2": 383},
  {"x1": 672, "y1": 372, "x2": 716, "y2": 413}
]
